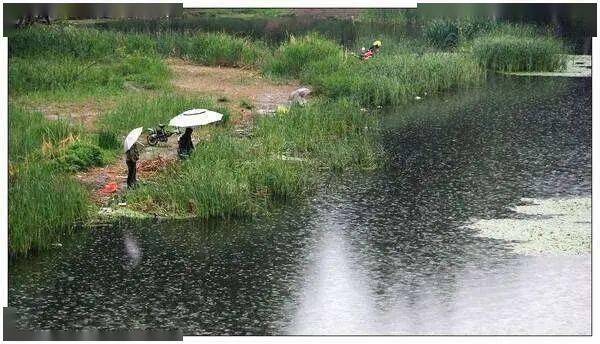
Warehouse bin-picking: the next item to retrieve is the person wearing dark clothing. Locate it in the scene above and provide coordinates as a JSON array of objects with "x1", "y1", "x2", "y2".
[
  {"x1": 126, "y1": 143, "x2": 140, "y2": 188},
  {"x1": 178, "y1": 127, "x2": 194, "y2": 159}
]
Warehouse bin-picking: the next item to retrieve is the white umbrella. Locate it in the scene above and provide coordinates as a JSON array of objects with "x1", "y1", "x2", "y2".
[
  {"x1": 124, "y1": 127, "x2": 143, "y2": 152},
  {"x1": 169, "y1": 109, "x2": 223, "y2": 128}
]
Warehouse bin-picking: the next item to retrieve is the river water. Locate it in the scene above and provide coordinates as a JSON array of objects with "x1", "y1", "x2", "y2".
[{"x1": 8, "y1": 75, "x2": 591, "y2": 336}]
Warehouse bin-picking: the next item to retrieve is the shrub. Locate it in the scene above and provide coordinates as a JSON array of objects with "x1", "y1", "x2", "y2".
[
  {"x1": 472, "y1": 34, "x2": 566, "y2": 72},
  {"x1": 57, "y1": 141, "x2": 105, "y2": 171}
]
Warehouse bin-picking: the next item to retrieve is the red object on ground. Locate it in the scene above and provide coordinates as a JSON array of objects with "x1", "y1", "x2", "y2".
[
  {"x1": 362, "y1": 50, "x2": 374, "y2": 60},
  {"x1": 100, "y1": 182, "x2": 119, "y2": 194}
]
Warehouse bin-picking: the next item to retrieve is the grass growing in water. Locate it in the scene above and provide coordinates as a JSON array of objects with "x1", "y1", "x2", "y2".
[
  {"x1": 472, "y1": 34, "x2": 566, "y2": 72},
  {"x1": 9, "y1": 161, "x2": 90, "y2": 257},
  {"x1": 307, "y1": 53, "x2": 484, "y2": 106},
  {"x1": 6, "y1": 106, "x2": 124, "y2": 256}
]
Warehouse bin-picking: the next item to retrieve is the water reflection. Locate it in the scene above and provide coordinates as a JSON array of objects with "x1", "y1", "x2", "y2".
[
  {"x1": 123, "y1": 232, "x2": 142, "y2": 269},
  {"x1": 288, "y1": 211, "x2": 378, "y2": 334},
  {"x1": 8, "y1": 76, "x2": 591, "y2": 335}
]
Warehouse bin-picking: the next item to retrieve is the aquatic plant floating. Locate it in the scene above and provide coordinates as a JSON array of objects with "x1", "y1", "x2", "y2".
[{"x1": 169, "y1": 109, "x2": 223, "y2": 128}]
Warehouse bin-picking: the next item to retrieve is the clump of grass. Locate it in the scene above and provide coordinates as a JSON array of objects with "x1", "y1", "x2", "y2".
[
  {"x1": 266, "y1": 34, "x2": 484, "y2": 106},
  {"x1": 472, "y1": 34, "x2": 566, "y2": 72},
  {"x1": 9, "y1": 56, "x2": 122, "y2": 95},
  {"x1": 155, "y1": 32, "x2": 269, "y2": 67},
  {"x1": 185, "y1": 32, "x2": 267, "y2": 67},
  {"x1": 9, "y1": 26, "x2": 159, "y2": 59},
  {"x1": 8, "y1": 106, "x2": 98, "y2": 256},
  {"x1": 9, "y1": 161, "x2": 89, "y2": 257},
  {"x1": 8, "y1": 25, "x2": 118, "y2": 59},
  {"x1": 254, "y1": 98, "x2": 380, "y2": 170},
  {"x1": 127, "y1": 133, "x2": 308, "y2": 218},
  {"x1": 424, "y1": 19, "x2": 460, "y2": 49},
  {"x1": 8, "y1": 106, "x2": 77, "y2": 161},
  {"x1": 97, "y1": 130, "x2": 121, "y2": 150},
  {"x1": 117, "y1": 52, "x2": 171, "y2": 89},
  {"x1": 265, "y1": 33, "x2": 343, "y2": 78}
]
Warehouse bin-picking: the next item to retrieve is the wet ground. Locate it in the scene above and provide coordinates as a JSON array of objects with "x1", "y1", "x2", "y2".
[{"x1": 8, "y1": 75, "x2": 591, "y2": 336}]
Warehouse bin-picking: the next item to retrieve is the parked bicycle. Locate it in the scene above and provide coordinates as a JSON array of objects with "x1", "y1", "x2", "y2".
[{"x1": 147, "y1": 124, "x2": 177, "y2": 146}]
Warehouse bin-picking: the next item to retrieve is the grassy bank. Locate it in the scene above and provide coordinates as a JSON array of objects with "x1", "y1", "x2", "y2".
[{"x1": 8, "y1": 107, "x2": 93, "y2": 256}]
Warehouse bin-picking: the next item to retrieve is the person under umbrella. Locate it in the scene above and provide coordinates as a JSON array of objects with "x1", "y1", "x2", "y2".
[
  {"x1": 124, "y1": 127, "x2": 143, "y2": 189},
  {"x1": 126, "y1": 143, "x2": 140, "y2": 188},
  {"x1": 170, "y1": 109, "x2": 223, "y2": 160},
  {"x1": 177, "y1": 127, "x2": 194, "y2": 160}
]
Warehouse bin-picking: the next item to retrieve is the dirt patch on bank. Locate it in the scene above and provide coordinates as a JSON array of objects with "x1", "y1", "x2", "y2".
[
  {"x1": 168, "y1": 58, "x2": 300, "y2": 123},
  {"x1": 34, "y1": 99, "x2": 116, "y2": 130},
  {"x1": 77, "y1": 143, "x2": 179, "y2": 205}
]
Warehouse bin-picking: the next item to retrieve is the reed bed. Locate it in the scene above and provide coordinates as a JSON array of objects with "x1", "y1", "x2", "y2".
[
  {"x1": 155, "y1": 32, "x2": 268, "y2": 67},
  {"x1": 267, "y1": 34, "x2": 485, "y2": 106},
  {"x1": 9, "y1": 161, "x2": 89, "y2": 257},
  {"x1": 472, "y1": 34, "x2": 566, "y2": 72}
]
